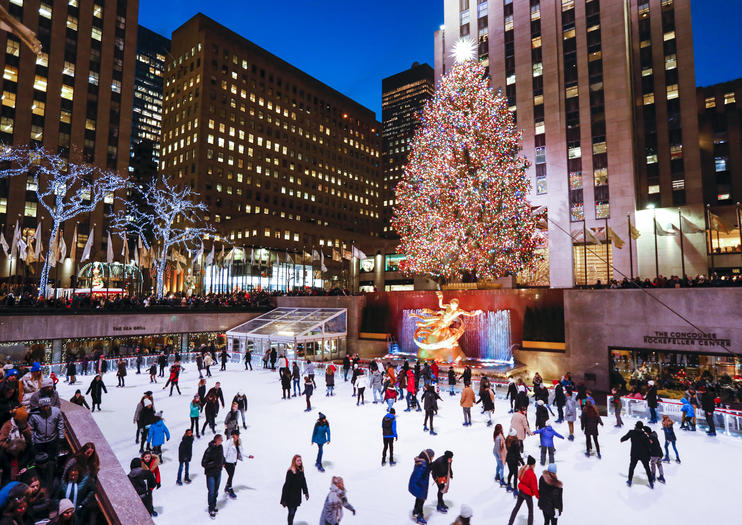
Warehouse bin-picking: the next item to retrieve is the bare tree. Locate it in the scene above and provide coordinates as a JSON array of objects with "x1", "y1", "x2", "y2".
[{"x1": 113, "y1": 174, "x2": 214, "y2": 298}]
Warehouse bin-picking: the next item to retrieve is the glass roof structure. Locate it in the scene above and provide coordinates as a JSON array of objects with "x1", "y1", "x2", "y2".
[{"x1": 226, "y1": 307, "x2": 347, "y2": 344}]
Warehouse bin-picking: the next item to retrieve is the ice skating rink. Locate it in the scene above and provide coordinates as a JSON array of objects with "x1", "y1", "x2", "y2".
[{"x1": 57, "y1": 363, "x2": 739, "y2": 524}]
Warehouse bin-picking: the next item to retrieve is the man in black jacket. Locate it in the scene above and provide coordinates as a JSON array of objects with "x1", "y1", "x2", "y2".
[
  {"x1": 645, "y1": 380, "x2": 658, "y2": 423},
  {"x1": 701, "y1": 387, "x2": 717, "y2": 436},
  {"x1": 620, "y1": 421, "x2": 653, "y2": 488},
  {"x1": 201, "y1": 434, "x2": 225, "y2": 518},
  {"x1": 207, "y1": 382, "x2": 226, "y2": 410},
  {"x1": 128, "y1": 457, "x2": 157, "y2": 517},
  {"x1": 431, "y1": 450, "x2": 454, "y2": 513}
]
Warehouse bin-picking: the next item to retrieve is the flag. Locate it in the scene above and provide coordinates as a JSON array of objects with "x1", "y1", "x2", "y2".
[
  {"x1": 680, "y1": 215, "x2": 704, "y2": 234},
  {"x1": 0, "y1": 231, "x2": 8, "y2": 257},
  {"x1": 106, "y1": 231, "x2": 114, "y2": 264},
  {"x1": 69, "y1": 224, "x2": 77, "y2": 263},
  {"x1": 320, "y1": 251, "x2": 327, "y2": 272},
  {"x1": 629, "y1": 222, "x2": 641, "y2": 240},
  {"x1": 655, "y1": 219, "x2": 677, "y2": 236},
  {"x1": 205, "y1": 243, "x2": 214, "y2": 266},
  {"x1": 81, "y1": 225, "x2": 94, "y2": 262},
  {"x1": 606, "y1": 227, "x2": 625, "y2": 249},
  {"x1": 218, "y1": 244, "x2": 225, "y2": 265},
  {"x1": 194, "y1": 242, "x2": 204, "y2": 262},
  {"x1": 57, "y1": 232, "x2": 67, "y2": 262},
  {"x1": 708, "y1": 212, "x2": 728, "y2": 233},
  {"x1": 134, "y1": 244, "x2": 139, "y2": 267},
  {"x1": 585, "y1": 228, "x2": 601, "y2": 244},
  {"x1": 250, "y1": 248, "x2": 255, "y2": 266},
  {"x1": 9, "y1": 221, "x2": 20, "y2": 259},
  {"x1": 352, "y1": 246, "x2": 366, "y2": 260},
  {"x1": 17, "y1": 237, "x2": 27, "y2": 260},
  {"x1": 312, "y1": 249, "x2": 320, "y2": 261},
  {"x1": 342, "y1": 249, "x2": 352, "y2": 261},
  {"x1": 332, "y1": 249, "x2": 341, "y2": 262},
  {"x1": 286, "y1": 251, "x2": 293, "y2": 264},
  {"x1": 31, "y1": 219, "x2": 42, "y2": 261}
]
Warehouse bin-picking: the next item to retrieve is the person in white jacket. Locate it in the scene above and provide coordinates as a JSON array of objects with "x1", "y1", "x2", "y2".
[
  {"x1": 319, "y1": 476, "x2": 356, "y2": 525},
  {"x1": 223, "y1": 430, "x2": 242, "y2": 499},
  {"x1": 355, "y1": 370, "x2": 369, "y2": 406}
]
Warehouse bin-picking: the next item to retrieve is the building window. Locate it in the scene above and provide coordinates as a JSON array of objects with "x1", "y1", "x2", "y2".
[
  {"x1": 535, "y1": 146, "x2": 546, "y2": 164},
  {"x1": 664, "y1": 54, "x2": 677, "y2": 70},
  {"x1": 536, "y1": 178, "x2": 547, "y2": 195},
  {"x1": 5, "y1": 39, "x2": 19, "y2": 57},
  {"x1": 0, "y1": 116, "x2": 13, "y2": 133},
  {"x1": 33, "y1": 75, "x2": 47, "y2": 92},
  {"x1": 24, "y1": 201, "x2": 37, "y2": 217},
  {"x1": 724, "y1": 92, "x2": 736, "y2": 105},
  {"x1": 67, "y1": 16, "x2": 78, "y2": 31},
  {"x1": 595, "y1": 202, "x2": 610, "y2": 219},
  {"x1": 61, "y1": 85, "x2": 74, "y2": 100},
  {"x1": 648, "y1": 184, "x2": 660, "y2": 194},
  {"x1": 31, "y1": 100, "x2": 44, "y2": 116},
  {"x1": 643, "y1": 93, "x2": 654, "y2": 105},
  {"x1": 666, "y1": 84, "x2": 679, "y2": 100},
  {"x1": 1, "y1": 92, "x2": 16, "y2": 108},
  {"x1": 3, "y1": 65, "x2": 18, "y2": 82},
  {"x1": 705, "y1": 96, "x2": 716, "y2": 109},
  {"x1": 91, "y1": 27, "x2": 102, "y2": 41},
  {"x1": 714, "y1": 156, "x2": 728, "y2": 172},
  {"x1": 570, "y1": 203, "x2": 584, "y2": 221}
]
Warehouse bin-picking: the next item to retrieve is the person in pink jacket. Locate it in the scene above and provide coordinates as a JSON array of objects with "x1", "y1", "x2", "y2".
[{"x1": 509, "y1": 407, "x2": 533, "y2": 452}]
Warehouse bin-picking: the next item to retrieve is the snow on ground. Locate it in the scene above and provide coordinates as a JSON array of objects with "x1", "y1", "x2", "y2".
[{"x1": 56, "y1": 363, "x2": 738, "y2": 524}]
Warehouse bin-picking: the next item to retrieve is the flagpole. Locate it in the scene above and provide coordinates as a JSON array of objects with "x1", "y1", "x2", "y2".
[
  {"x1": 705, "y1": 204, "x2": 714, "y2": 275},
  {"x1": 582, "y1": 219, "x2": 588, "y2": 286},
  {"x1": 653, "y1": 209, "x2": 659, "y2": 280},
  {"x1": 627, "y1": 214, "x2": 634, "y2": 280},
  {"x1": 737, "y1": 202, "x2": 742, "y2": 260},
  {"x1": 71, "y1": 221, "x2": 78, "y2": 301},
  {"x1": 603, "y1": 219, "x2": 610, "y2": 284},
  {"x1": 678, "y1": 208, "x2": 686, "y2": 278}
]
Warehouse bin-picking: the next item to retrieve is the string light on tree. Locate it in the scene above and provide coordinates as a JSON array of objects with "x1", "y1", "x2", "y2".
[
  {"x1": 392, "y1": 40, "x2": 538, "y2": 281},
  {"x1": 451, "y1": 37, "x2": 477, "y2": 64}
]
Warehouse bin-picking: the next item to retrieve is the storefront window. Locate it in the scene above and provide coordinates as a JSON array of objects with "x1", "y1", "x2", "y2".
[{"x1": 385, "y1": 254, "x2": 407, "y2": 272}]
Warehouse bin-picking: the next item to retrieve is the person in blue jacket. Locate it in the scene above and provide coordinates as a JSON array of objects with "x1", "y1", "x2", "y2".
[
  {"x1": 533, "y1": 423, "x2": 564, "y2": 466},
  {"x1": 311, "y1": 413, "x2": 331, "y2": 472},
  {"x1": 382, "y1": 408, "x2": 398, "y2": 466},
  {"x1": 408, "y1": 448, "x2": 435, "y2": 524},
  {"x1": 680, "y1": 397, "x2": 696, "y2": 431},
  {"x1": 146, "y1": 413, "x2": 171, "y2": 461}
]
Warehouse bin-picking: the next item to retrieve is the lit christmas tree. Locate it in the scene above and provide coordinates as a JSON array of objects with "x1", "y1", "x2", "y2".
[{"x1": 392, "y1": 40, "x2": 538, "y2": 282}]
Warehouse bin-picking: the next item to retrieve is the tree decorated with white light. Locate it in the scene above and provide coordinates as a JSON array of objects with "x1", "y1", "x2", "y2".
[
  {"x1": 392, "y1": 39, "x2": 538, "y2": 281},
  {"x1": 112, "y1": 174, "x2": 214, "y2": 298}
]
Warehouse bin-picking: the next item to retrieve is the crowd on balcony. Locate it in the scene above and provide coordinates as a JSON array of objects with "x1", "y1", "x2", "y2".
[
  {"x1": 586, "y1": 273, "x2": 742, "y2": 289},
  {"x1": 0, "y1": 362, "x2": 102, "y2": 524}
]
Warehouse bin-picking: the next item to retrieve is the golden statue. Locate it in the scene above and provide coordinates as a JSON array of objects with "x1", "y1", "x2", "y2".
[{"x1": 410, "y1": 291, "x2": 482, "y2": 363}]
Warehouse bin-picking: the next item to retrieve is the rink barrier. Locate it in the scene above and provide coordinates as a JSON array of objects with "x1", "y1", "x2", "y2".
[{"x1": 607, "y1": 396, "x2": 742, "y2": 438}]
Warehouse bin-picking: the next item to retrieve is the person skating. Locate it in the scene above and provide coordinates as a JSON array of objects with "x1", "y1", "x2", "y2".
[
  {"x1": 580, "y1": 402, "x2": 603, "y2": 458},
  {"x1": 244, "y1": 348, "x2": 252, "y2": 370},
  {"x1": 610, "y1": 387, "x2": 624, "y2": 427},
  {"x1": 506, "y1": 378, "x2": 517, "y2": 413},
  {"x1": 661, "y1": 415, "x2": 680, "y2": 463},
  {"x1": 355, "y1": 369, "x2": 368, "y2": 405},
  {"x1": 201, "y1": 433, "x2": 225, "y2": 518},
  {"x1": 342, "y1": 355, "x2": 351, "y2": 382},
  {"x1": 645, "y1": 380, "x2": 658, "y2": 424},
  {"x1": 507, "y1": 455, "x2": 539, "y2": 525},
  {"x1": 291, "y1": 362, "x2": 301, "y2": 397},
  {"x1": 69, "y1": 389, "x2": 89, "y2": 410},
  {"x1": 197, "y1": 378, "x2": 207, "y2": 407},
  {"x1": 509, "y1": 406, "x2": 533, "y2": 452},
  {"x1": 460, "y1": 381, "x2": 475, "y2": 426},
  {"x1": 384, "y1": 384, "x2": 398, "y2": 412},
  {"x1": 535, "y1": 400, "x2": 553, "y2": 429},
  {"x1": 405, "y1": 369, "x2": 420, "y2": 412},
  {"x1": 303, "y1": 376, "x2": 314, "y2": 411},
  {"x1": 451, "y1": 504, "x2": 473, "y2": 525},
  {"x1": 207, "y1": 382, "x2": 225, "y2": 410},
  {"x1": 408, "y1": 448, "x2": 435, "y2": 524},
  {"x1": 146, "y1": 413, "x2": 170, "y2": 462},
  {"x1": 269, "y1": 347, "x2": 277, "y2": 370},
  {"x1": 202, "y1": 393, "x2": 219, "y2": 435},
  {"x1": 135, "y1": 350, "x2": 143, "y2": 375},
  {"x1": 176, "y1": 429, "x2": 194, "y2": 485},
  {"x1": 370, "y1": 367, "x2": 382, "y2": 403},
  {"x1": 382, "y1": 408, "x2": 397, "y2": 466},
  {"x1": 680, "y1": 396, "x2": 696, "y2": 431},
  {"x1": 233, "y1": 392, "x2": 248, "y2": 429},
  {"x1": 140, "y1": 450, "x2": 161, "y2": 491},
  {"x1": 319, "y1": 476, "x2": 356, "y2": 525},
  {"x1": 493, "y1": 424, "x2": 507, "y2": 487},
  {"x1": 148, "y1": 362, "x2": 157, "y2": 384},
  {"x1": 157, "y1": 353, "x2": 167, "y2": 377},
  {"x1": 447, "y1": 367, "x2": 457, "y2": 396},
  {"x1": 431, "y1": 450, "x2": 454, "y2": 514},
  {"x1": 325, "y1": 362, "x2": 337, "y2": 397},
  {"x1": 162, "y1": 361, "x2": 182, "y2": 396},
  {"x1": 312, "y1": 413, "x2": 330, "y2": 472},
  {"x1": 476, "y1": 383, "x2": 496, "y2": 427},
  {"x1": 553, "y1": 381, "x2": 566, "y2": 423},
  {"x1": 538, "y1": 463, "x2": 563, "y2": 525},
  {"x1": 133, "y1": 393, "x2": 155, "y2": 449},
  {"x1": 645, "y1": 426, "x2": 665, "y2": 484},
  {"x1": 620, "y1": 421, "x2": 654, "y2": 488},
  {"x1": 702, "y1": 386, "x2": 718, "y2": 436},
  {"x1": 223, "y1": 430, "x2": 243, "y2": 499},
  {"x1": 564, "y1": 389, "x2": 576, "y2": 441},
  {"x1": 224, "y1": 402, "x2": 240, "y2": 437},
  {"x1": 505, "y1": 429, "x2": 524, "y2": 493},
  {"x1": 533, "y1": 422, "x2": 564, "y2": 466},
  {"x1": 219, "y1": 348, "x2": 229, "y2": 371},
  {"x1": 85, "y1": 374, "x2": 107, "y2": 412},
  {"x1": 116, "y1": 359, "x2": 127, "y2": 388},
  {"x1": 66, "y1": 359, "x2": 77, "y2": 385},
  {"x1": 421, "y1": 384, "x2": 442, "y2": 435},
  {"x1": 190, "y1": 395, "x2": 202, "y2": 438},
  {"x1": 280, "y1": 454, "x2": 309, "y2": 525},
  {"x1": 203, "y1": 353, "x2": 214, "y2": 377},
  {"x1": 128, "y1": 457, "x2": 157, "y2": 517}
]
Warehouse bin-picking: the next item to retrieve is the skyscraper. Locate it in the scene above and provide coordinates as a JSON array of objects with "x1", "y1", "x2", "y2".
[
  {"x1": 435, "y1": 0, "x2": 701, "y2": 286},
  {"x1": 381, "y1": 62, "x2": 434, "y2": 238}
]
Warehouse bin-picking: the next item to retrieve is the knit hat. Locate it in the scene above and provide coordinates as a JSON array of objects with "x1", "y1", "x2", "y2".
[
  {"x1": 635, "y1": 421, "x2": 644, "y2": 429},
  {"x1": 509, "y1": 428, "x2": 517, "y2": 436},
  {"x1": 547, "y1": 463, "x2": 557, "y2": 474},
  {"x1": 444, "y1": 450, "x2": 454, "y2": 459},
  {"x1": 144, "y1": 391, "x2": 153, "y2": 396},
  {"x1": 13, "y1": 406, "x2": 28, "y2": 423},
  {"x1": 460, "y1": 504, "x2": 473, "y2": 518},
  {"x1": 389, "y1": 408, "x2": 395, "y2": 414},
  {"x1": 58, "y1": 498, "x2": 74, "y2": 515},
  {"x1": 130, "y1": 458, "x2": 142, "y2": 469},
  {"x1": 527, "y1": 455, "x2": 536, "y2": 465},
  {"x1": 5, "y1": 369, "x2": 17, "y2": 377},
  {"x1": 318, "y1": 412, "x2": 326, "y2": 420},
  {"x1": 42, "y1": 377, "x2": 53, "y2": 388},
  {"x1": 30, "y1": 362, "x2": 42, "y2": 373}
]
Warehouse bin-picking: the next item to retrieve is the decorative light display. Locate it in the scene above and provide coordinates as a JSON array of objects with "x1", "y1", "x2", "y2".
[{"x1": 391, "y1": 51, "x2": 538, "y2": 281}]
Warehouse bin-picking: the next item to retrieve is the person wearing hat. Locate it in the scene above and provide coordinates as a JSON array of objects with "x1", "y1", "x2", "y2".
[
  {"x1": 28, "y1": 397, "x2": 64, "y2": 486},
  {"x1": 134, "y1": 394, "x2": 156, "y2": 451},
  {"x1": 431, "y1": 450, "x2": 454, "y2": 513},
  {"x1": 19, "y1": 362, "x2": 43, "y2": 407},
  {"x1": 319, "y1": 475, "x2": 356, "y2": 525},
  {"x1": 0, "y1": 406, "x2": 32, "y2": 475},
  {"x1": 451, "y1": 504, "x2": 473, "y2": 525},
  {"x1": 507, "y1": 455, "x2": 538, "y2": 525},
  {"x1": 311, "y1": 413, "x2": 331, "y2": 472},
  {"x1": 0, "y1": 369, "x2": 20, "y2": 427},
  {"x1": 29, "y1": 377, "x2": 60, "y2": 412},
  {"x1": 645, "y1": 380, "x2": 658, "y2": 424},
  {"x1": 69, "y1": 389, "x2": 90, "y2": 410},
  {"x1": 381, "y1": 408, "x2": 398, "y2": 466},
  {"x1": 505, "y1": 378, "x2": 518, "y2": 413},
  {"x1": 538, "y1": 464, "x2": 563, "y2": 525},
  {"x1": 128, "y1": 457, "x2": 157, "y2": 517},
  {"x1": 408, "y1": 449, "x2": 435, "y2": 524},
  {"x1": 620, "y1": 421, "x2": 653, "y2": 488},
  {"x1": 146, "y1": 412, "x2": 170, "y2": 462},
  {"x1": 505, "y1": 428, "x2": 523, "y2": 494}
]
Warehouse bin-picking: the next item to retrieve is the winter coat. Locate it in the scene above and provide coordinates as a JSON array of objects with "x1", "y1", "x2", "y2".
[
  {"x1": 135, "y1": 402, "x2": 155, "y2": 427},
  {"x1": 141, "y1": 455, "x2": 160, "y2": 486},
  {"x1": 128, "y1": 466, "x2": 156, "y2": 497},
  {"x1": 406, "y1": 371, "x2": 416, "y2": 394},
  {"x1": 662, "y1": 425, "x2": 677, "y2": 442},
  {"x1": 355, "y1": 374, "x2": 369, "y2": 390},
  {"x1": 206, "y1": 387, "x2": 225, "y2": 408},
  {"x1": 280, "y1": 469, "x2": 308, "y2": 508},
  {"x1": 201, "y1": 441, "x2": 224, "y2": 476},
  {"x1": 431, "y1": 456, "x2": 453, "y2": 490},
  {"x1": 85, "y1": 379, "x2": 107, "y2": 403},
  {"x1": 564, "y1": 395, "x2": 577, "y2": 422},
  {"x1": 326, "y1": 371, "x2": 335, "y2": 387},
  {"x1": 517, "y1": 466, "x2": 539, "y2": 498},
  {"x1": 459, "y1": 386, "x2": 475, "y2": 408},
  {"x1": 384, "y1": 388, "x2": 397, "y2": 401},
  {"x1": 621, "y1": 428, "x2": 650, "y2": 459},
  {"x1": 477, "y1": 388, "x2": 495, "y2": 412},
  {"x1": 506, "y1": 382, "x2": 517, "y2": 400},
  {"x1": 554, "y1": 384, "x2": 566, "y2": 407},
  {"x1": 319, "y1": 483, "x2": 355, "y2": 525},
  {"x1": 701, "y1": 391, "x2": 717, "y2": 413},
  {"x1": 146, "y1": 419, "x2": 170, "y2": 448},
  {"x1": 117, "y1": 362, "x2": 127, "y2": 377},
  {"x1": 233, "y1": 394, "x2": 247, "y2": 411},
  {"x1": 538, "y1": 472, "x2": 563, "y2": 517},
  {"x1": 533, "y1": 426, "x2": 564, "y2": 448},
  {"x1": 408, "y1": 449, "x2": 434, "y2": 499},
  {"x1": 645, "y1": 386, "x2": 658, "y2": 408},
  {"x1": 189, "y1": 402, "x2": 201, "y2": 418},
  {"x1": 204, "y1": 399, "x2": 219, "y2": 420},
  {"x1": 69, "y1": 394, "x2": 90, "y2": 409},
  {"x1": 56, "y1": 475, "x2": 94, "y2": 510},
  {"x1": 421, "y1": 389, "x2": 441, "y2": 411},
  {"x1": 681, "y1": 398, "x2": 696, "y2": 418},
  {"x1": 493, "y1": 434, "x2": 507, "y2": 464},
  {"x1": 510, "y1": 411, "x2": 531, "y2": 440},
  {"x1": 66, "y1": 362, "x2": 77, "y2": 377},
  {"x1": 370, "y1": 370, "x2": 382, "y2": 389},
  {"x1": 312, "y1": 421, "x2": 331, "y2": 445},
  {"x1": 178, "y1": 434, "x2": 193, "y2": 462},
  {"x1": 580, "y1": 410, "x2": 603, "y2": 436},
  {"x1": 535, "y1": 404, "x2": 550, "y2": 428},
  {"x1": 224, "y1": 409, "x2": 240, "y2": 435},
  {"x1": 448, "y1": 369, "x2": 456, "y2": 386},
  {"x1": 647, "y1": 431, "x2": 663, "y2": 458},
  {"x1": 224, "y1": 438, "x2": 242, "y2": 464},
  {"x1": 19, "y1": 374, "x2": 41, "y2": 406},
  {"x1": 382, "y1": 413, "x2": 397, "y2": 439},
  {"x1": 28, "y1": 406, "x2": 65, "y2": 444}
]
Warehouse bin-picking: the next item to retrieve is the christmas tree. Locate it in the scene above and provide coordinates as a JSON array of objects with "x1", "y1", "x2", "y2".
[{"x1": 392, "y1": 41, "x2": 538, "y2": 281}]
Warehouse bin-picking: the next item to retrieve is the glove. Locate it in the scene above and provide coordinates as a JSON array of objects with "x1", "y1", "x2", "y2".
[
  {"x1": 156, "y1": 482, "x2": 161, "y2": 489},
  {"x1": 351, "y1": 509, "x2": 356, "y2": 515}
]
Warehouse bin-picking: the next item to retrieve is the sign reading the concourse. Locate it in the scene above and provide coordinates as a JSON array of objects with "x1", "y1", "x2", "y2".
[{"x1": 643, "y1": 330, "x2": 731, "y2": 349}]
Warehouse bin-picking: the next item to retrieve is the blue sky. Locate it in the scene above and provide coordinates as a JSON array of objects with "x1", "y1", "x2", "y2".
[{"x1": 140, "y1": 0, "x2": 741, "y2": 117}]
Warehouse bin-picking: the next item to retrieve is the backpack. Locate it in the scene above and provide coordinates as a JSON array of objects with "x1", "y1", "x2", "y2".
[{"x1": 382, "y1": 415, "x2": 394, "y2": 435}]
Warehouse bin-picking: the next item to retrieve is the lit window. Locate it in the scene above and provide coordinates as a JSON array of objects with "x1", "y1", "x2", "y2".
[
  {"x1": 535, "y1": 146, "x2": 546, "y2": 164},
  {"x1": 506, "y1": 74, "x2": 516, "y2": 85},
  {"x1": 672, "y1": 180, "x2": 684, "y2": 191},
  {"x1": 532, "y1": 63, "x2": 542, "y2": 77},
  {"x1": 63, "y1": 61, "x2": 75, "y2": 76},
  {"x1": 592, "y1": 142, "x2": 607, "y2": 154},
  {"x1": 569, "y1": 171, "x2": 583, "y2": 190},
  {"x1": 643, "y1": 93, "x2": 655, "y2": 105},
  {"x1": 570, "y1": 203, "x2": 584, "y2": 222},
  {"x1": 264, "y1": 228, "x2": 270, "y2": 237},
  {"x1": 565, "y1": 86, "x2": 578, "y2": 98},
  {"x1": 641, "y1": 67, "x2": 653, "y2": 77},
  {"x1": 595, "y1": 203, "x2": 610, "y2": 219},
  {"x1": 31, "y1": 100, "x2": 44, "y2": 116},
  {"x1": 5, "y1": 39, "x2": 19, "y2": 57},
  {"x1": 724, "y1": 92, "x2": 736, "y2": 105},
  {"x1": 0, "y1": 198, "x2": 6, "y2": 214},
  {"x1": 3, "y1": 65, "x2": 18, "y2": 82},
  {"x1": 91, "y1": 27, "x2": 102, "y2": 41},
  {"x1": 715, "y1": 156, "x2": 728, "y2": 172},
  {"x1": 111, "y1": 80, "x2": 121, "y2": 93},
  {"x1": 646, "y1": 154, "x2": 658, "y2": 164},
  {"x1": 562, "y1": 0, "x2": 575, "y2": 10},
  {"x1": 594, "y1": 168, "x2": 608, "y2": 186},
  {"x1": 88, "y1": 72, "x2": 98, "y2": 85},
  {"x1": 93, "y1": 4, "x2": 103, "y2": 18},
  {"x1": 666, "y1": 84, "x2": 679, "y2": 100},
  {"x1": 38, "y1": 3, "x2": 52, "y2": 18},
  {"x1": 705, "y1": 96, "x2": 716, "y2": 109},
  {"x1": 535, "y1": 121, "x2": 545, "y2": 135},
  {"x1": 563, "y1": 28, "x2": 576, "y2": 40},
  {"x1": 663, "y1": 30, "x2": 675, "y2": 41},
  {"x1": 30, "y1": 125, "x2": 42, "y2": 141},
  {"x1": 61, "y1": 85, "x2": 74, "y2": 100},
  {"x1": 85, "y1": 119, "x2": 96, "y2": 131},
  {"x1": 532, "y1": 36, "x2": 542, "y2": 48},
  {"x1": 533, "y1": 94, "x2": 544, "y2": 105},
  {"x1": 60, "y1": 110, "x2": 71, "y2": 124},
  {"x1": 460, "y1": 9, "x2": 470, "y2": 26},
  {"x1": 24, "y1": 201, "x2": 37, "y2": 217},
  {"x1": 648, "y1": 185, "x2": 660, "y2": 194},
  {"x1": 536, "y1": 178, "x2": 547, "y2": 194},
  {"x1": 568, "y1": 146, "x2": 581, "y2": 159},
  {"x1": 0, "y1": 116, "x2": 13, "y2": 133},
  {"x1": 664, "y1": 54, "x2": 677, "y2": 70},
  {"x1": 33, "y1": 75, "x2": 47, "y2": 92},
  {"x1": 504, "y1": 15, "x2": 513, "y2": 31},
  {"x1": 1, "y1": 92, "x2": 16, "y2": 108},
  {"x1": 67, "y1": 16, "x2": 78, "y2": 31}
]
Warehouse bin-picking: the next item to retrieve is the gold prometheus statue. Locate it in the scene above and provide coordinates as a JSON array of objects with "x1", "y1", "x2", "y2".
[{"x1": 410, "y1": 291, "x2": 482, "y2": 363}]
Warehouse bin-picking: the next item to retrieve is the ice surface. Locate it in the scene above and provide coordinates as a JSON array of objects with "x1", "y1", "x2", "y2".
[{"x1": 56, "y1": 364, "x2": 739, "y2": 524}]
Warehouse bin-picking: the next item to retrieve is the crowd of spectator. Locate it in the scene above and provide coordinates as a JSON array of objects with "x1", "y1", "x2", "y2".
[
  {"x1": 0, "y1": 361, "x2": 101, "y2": 524},
  {"x1": 585, "y1": 273, "x2": 742, "y2": 289}
]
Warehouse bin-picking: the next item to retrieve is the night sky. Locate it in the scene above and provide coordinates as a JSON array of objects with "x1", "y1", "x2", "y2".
[{"x1": 139, "y1": 0, "x2": 742, "y2": 118}]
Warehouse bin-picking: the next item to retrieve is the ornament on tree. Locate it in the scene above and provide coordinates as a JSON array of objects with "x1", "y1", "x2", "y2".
[{"x1": 392, "y1": 42, "x2": 538, "y2": 281}]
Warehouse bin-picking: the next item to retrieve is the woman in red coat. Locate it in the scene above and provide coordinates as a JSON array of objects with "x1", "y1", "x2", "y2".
[{"x1": 508, "y1": 455, "x2": 539, "y2": 525}]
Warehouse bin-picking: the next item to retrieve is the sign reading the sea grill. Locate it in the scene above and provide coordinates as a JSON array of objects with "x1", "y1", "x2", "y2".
[{"x1": 643, "y1": 330, "x2": 731, "y2": 348}]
